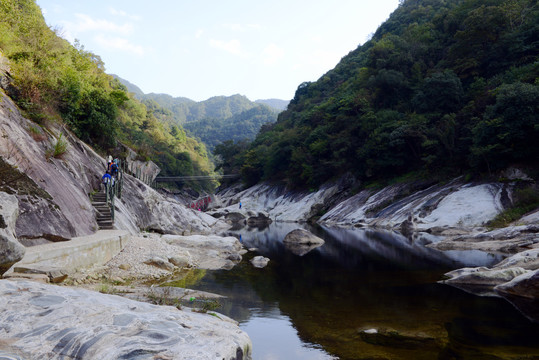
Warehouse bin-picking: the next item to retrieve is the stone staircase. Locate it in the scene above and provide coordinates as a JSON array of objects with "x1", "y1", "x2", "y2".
[{"x1": 91, "y1": 189, "x2": 114, "y2": 230}]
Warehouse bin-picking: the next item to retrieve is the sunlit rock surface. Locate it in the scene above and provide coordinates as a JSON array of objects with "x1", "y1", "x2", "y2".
[
  {"x1": 0, "y1": 279, "x2": 252, "y2": 360},
  {"x1": 320, "y1": 180, "x2": 506, "y2": 230},
  {"x1": 162, "y1": 234, "x2": 244, "y2": 270}
]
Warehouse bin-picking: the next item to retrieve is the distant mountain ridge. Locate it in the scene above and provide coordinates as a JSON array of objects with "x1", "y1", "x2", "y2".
[
  {"x1": 113, "y1": 75, "x2": 289, "y2": 119},
  {"x1": 113, "y1": 75, "x2": 288, "y2": 150}
]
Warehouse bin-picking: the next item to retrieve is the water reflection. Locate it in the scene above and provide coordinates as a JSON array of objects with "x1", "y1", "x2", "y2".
[{"x1": 182, "y1": 224, "x2": 539, "y2": 359}]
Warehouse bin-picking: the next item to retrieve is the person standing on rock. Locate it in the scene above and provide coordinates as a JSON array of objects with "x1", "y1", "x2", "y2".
[{"x1": 239, "y1": 201, "x2": 242, "y2": 209}]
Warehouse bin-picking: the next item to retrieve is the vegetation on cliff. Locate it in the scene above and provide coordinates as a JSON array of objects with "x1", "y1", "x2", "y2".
[
  {"x1": 0, "y1": 0, "x2": 215, "y2": 191},
  {"x1": 217, "y1": 0, "x2": 539, "y2": 188}
]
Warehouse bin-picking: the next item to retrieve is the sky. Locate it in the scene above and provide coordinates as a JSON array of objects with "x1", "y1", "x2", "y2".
[{"x1": 36, "y1": 0, "x2": 400, "y2": 102}]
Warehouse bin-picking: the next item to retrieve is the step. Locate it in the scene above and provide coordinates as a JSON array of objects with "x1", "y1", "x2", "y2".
[{"x1": 92, "y1": 202, "x2": 108, "y2": 206}]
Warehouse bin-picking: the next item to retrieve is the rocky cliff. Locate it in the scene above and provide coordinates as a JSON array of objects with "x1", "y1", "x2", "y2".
[{"x1": 0, "y1": 85, "x2": 228, "y2": 271}]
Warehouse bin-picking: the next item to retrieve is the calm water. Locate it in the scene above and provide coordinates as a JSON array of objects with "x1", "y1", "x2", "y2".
[{"x1": 169, "y1": 223, "x2": 539, "y2": 360}]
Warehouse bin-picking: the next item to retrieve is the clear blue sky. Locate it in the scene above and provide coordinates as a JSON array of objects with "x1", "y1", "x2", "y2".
[{"x1": 36, "y1": 0, "x2": 400, "y2": 102}]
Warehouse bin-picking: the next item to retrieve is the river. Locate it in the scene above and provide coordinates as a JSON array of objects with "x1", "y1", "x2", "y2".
[{"x1": 168, "y1": 223, "x2": 539, "y2": 359}]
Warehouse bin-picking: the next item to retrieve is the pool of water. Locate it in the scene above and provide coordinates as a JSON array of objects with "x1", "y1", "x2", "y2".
[{"x1": 169, "y1": 223, "x2": 539, "y2": 359}]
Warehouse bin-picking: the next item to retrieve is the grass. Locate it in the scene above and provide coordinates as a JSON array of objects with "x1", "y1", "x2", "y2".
[
  {"x1": 28, "y1": 124, "x2": 46, "y2": 141},
  {"x1": 45, "y1": 133, "x2": 68, "y2": 159},
  {"x1": 53, "y1": 133, "x2": 67, "y2": 157},
  {"x1": 146, "y1": 286, "x2": 185, "y2": 310},
  {"x1": 488, "y1": 186, "x2": 539, "y2": 228}
]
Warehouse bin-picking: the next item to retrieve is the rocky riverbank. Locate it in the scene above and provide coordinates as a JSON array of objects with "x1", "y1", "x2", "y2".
[
  {"x1": 0, "y1": 231, "x2": 253, "y2": 360},
  {"x1": 213, "y1": 176, "x2": 539, "y2": 321}
]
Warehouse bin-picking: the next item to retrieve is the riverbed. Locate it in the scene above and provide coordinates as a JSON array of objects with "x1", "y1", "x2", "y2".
[{"x1": 166, "y1": 223, "x2": 539, "y2": 359}]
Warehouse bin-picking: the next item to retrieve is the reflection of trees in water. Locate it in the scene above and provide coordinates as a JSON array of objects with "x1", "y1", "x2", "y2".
[{"x1": 192, "y1": 224, "x2": 539, "y2": 359}]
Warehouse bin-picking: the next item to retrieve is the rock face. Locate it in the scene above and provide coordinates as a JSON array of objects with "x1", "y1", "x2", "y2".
[
  {"x1": 216, "y1": 178, "x2": 511, "y2": 233},
  {"x1": 214, "y1": 180, "x2": 348, "y2": 223},
  {"x1": 123, "y1": 146, "x2": 161, "y2": 184},
  {"x1": 0, "y1": 192, "x2": 25, "y2": 275},
  {"x1": 320, "y1": 180, "x2": 507, "y2": 231},
  {"x1": 0, "y1": 279, "x2": 252, "y2": 360}
]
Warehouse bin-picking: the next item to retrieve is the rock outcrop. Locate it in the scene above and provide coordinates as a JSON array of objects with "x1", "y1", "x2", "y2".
[
  {"x1": 0, "y1": 192, "x2": 25, "y2": 274},
  {"x1": 0, "y1": 279, "x2": 252, "y2": 360}
]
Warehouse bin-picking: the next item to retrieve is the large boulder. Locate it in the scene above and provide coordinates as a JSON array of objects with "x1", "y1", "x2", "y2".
[
  {"x1": 0, "y1": 279, "x2": 252, "y2": 359},
  {"x1": 0, "y1": 192, "x2": 25, "y2": 275},
  {"x1": 284, "y1": 229, "x2": 325, "y2": 246},
  {"x1": 250, "y1": 256, "x2": 270, "y2": 268}
]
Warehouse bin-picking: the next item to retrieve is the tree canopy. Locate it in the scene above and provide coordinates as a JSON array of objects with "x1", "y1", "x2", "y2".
[{"x1": 228, "y1": 0, "x2": 539, "y2": 188}]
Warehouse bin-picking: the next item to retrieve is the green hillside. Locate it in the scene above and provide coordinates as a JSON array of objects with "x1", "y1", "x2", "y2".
[
  {"x1": 0, "y1": 0, "x2": 215, "y2": 191},
  {"x1": 183, "y1": 105, "x2": 278, "y2": 150},
  {"x1": 231, "y1": 0, "x2": 539, "y2": 188},
  {"x1": 116, "y1": 85, "x2": 281, "y2": 151}
]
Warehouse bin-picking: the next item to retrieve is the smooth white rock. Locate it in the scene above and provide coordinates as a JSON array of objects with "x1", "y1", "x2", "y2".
[{"x1": 0, "y1": 279, "x2": 252, "y2": 360}]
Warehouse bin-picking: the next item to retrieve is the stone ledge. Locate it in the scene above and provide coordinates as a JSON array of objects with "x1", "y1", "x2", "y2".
[{"x1": 5, "y1": 230, "x2": 129, "y2": 275}]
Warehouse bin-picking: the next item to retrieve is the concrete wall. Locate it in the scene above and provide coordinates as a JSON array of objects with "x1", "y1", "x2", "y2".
[{"x1": 9, "y1": 230, "x2": 129, "y2": 271}]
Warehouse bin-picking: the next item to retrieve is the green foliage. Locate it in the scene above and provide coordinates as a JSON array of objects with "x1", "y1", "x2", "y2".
[
  {"x1": 183, "y1": 105, "x2": 278, "y2": 150},
  {"x1": 52, "y1": 133, "x2": 67, "y2": 158},
  {"x1": 0, "y1": 0, "x2": 216, "y2": 191},
  {"x1": 237, "y1": 0, "x2": 539, "y2": 188},
  {"x1": 488, "y1": 185, "x2": 539, "y2": 228},
  {"x1": 471, "y1": 82, "x2": 539, "y2": 172}
]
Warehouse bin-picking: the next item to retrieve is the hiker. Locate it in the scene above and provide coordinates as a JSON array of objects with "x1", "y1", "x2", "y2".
[
  {"x1": 101, "y1": 172, "x2": 111, "y2": 190},
  {"x1": 239, "y1": 201, "x2": 242, "y2": 209},
  {"x1": 110, "y1": 160, "x2": 119, "y2": 178}
]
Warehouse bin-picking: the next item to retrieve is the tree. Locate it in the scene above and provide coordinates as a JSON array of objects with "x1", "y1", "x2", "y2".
[
  {"x1": 471, "y1": 82, "x2": 539, "y2": 171},
  {"x1": 413, "y1": 70, "x2": 463, "y2": 113}
]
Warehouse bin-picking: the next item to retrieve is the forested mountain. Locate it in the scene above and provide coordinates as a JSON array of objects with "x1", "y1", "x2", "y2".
[
  {"x1": 113, "y1": 80, "x2": 282, "y2": 151},
  {"x1": 0, "y1": 0, "x2": 215, "y2": 191},
  {"x1": 221, "y1": 0, "x2": 539, "y2": 188},
  {"x1": 183, "y1": 105, "x2": 278, "y2": 150},
  {"x1": 255, "y1": 99, "x2": 289, "y2": 111}
]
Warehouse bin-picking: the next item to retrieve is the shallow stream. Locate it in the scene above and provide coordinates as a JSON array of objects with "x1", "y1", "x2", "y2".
[{"x1": 169, "y1": 223, "x2": 539, "y2": 359}]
